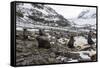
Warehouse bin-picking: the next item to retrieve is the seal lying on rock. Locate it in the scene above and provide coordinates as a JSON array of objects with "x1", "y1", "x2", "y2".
[
  {"x1": 36, "y1": 36, "x2": 51, "y2": 49},
  {"x1": 90, "y1": 54, "x2": 96, "y2": 61},
  {"x1": 87, "y1": 31, "x2": 95, "y2": 50},
  {"x1": 87, "y1": 31, "x2": 95, "y2": 45},
  {"x1": 36, "y1": 29, "x2": 51, "y2": 49},
  {"x1": 23, "y1": 28, "x2": 28, "y2": 40}
]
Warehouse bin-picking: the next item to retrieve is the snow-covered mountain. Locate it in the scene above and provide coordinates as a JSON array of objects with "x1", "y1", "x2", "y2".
[
  {"x1": 16, "y1": 3, "x2": 96, "y2": 33},
  {"x1": 16, "y1": 3, "x2": 70, "y2": 29},
  {"x1": 68, "y1": 9, "x2": 96, "y2": 32},
  {"x1": 78, "y1": 9, "x2": 96, "y2": 19}
]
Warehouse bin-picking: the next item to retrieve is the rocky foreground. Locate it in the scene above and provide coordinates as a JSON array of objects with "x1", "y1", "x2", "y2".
[{"x1": 16, "y1": 30, "x2": 97, "y2": 66}]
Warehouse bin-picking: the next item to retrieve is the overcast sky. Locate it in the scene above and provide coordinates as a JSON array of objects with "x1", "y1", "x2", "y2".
[{"x1": 47, "y1": 5, "x2": 96, "y2": 19}]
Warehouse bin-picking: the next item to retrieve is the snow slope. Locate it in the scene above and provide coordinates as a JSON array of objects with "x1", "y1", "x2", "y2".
[{"x1": 16, "y1": 3, "x2": 70, "y2": 30}]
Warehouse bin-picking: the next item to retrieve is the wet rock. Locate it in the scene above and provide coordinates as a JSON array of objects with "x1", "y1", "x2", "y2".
[
  {"x1": 16, "y1": 58, "x2": 24, "y2": 63},
  {"x1": 81, "y1": 47, "x2": 92, "y2": 51},
  {"x1": 22, "y1": 52, "x2": 32, "y2": 57},
  {"x1": 49, "y1": 52, "x2": 56, "y2": 58},
  {"x1": 56, "y1": 56, "x2": 66, "y2": 62},
  {"x1": 24, "y1": 40, "x2": 38, "y2": 48},
  {"x1": 64, "y1": 52, "x2": 81, "y2": 60},
  {"x1": 31, "y1": 48, "x2": 40, "y2": 55},
  {"x1": 48, "y1": 58, "x2": 56, "y2": 63},
  {"x1": 32, "y1": 55, "x2": 49, "y2": 64}
]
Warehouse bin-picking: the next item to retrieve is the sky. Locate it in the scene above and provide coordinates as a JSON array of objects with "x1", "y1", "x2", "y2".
[{"x1": 47, "y1": 5, "x2": 96, "y2": 19}]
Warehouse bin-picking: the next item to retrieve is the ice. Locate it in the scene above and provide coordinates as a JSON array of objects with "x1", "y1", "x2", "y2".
[
  {"x1": 71, "y1": 50, "x2": 96, "y2": 60},
  {"x1": 67, "y1": 59, "x2": 78, "y2": 62},
  {"x1": 79, "y1": 52, "x2": 90, "y2": 59}
]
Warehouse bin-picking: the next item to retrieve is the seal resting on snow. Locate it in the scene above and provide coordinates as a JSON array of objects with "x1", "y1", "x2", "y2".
[{"x1": 67, "y1": 36, "x2": 75, "y2": 48}]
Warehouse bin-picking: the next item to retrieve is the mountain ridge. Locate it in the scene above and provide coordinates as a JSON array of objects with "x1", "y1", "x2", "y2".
[{"x1": 16, "y1": 3, "x2": 71, "y2": 28}]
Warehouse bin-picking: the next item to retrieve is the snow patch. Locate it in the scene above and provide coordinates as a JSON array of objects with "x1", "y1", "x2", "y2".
[{"x1": 74, "y1": 36, "x2": 87, "y2": 47}]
